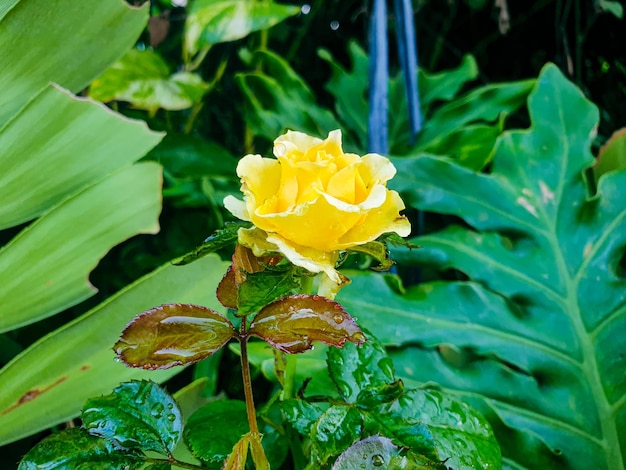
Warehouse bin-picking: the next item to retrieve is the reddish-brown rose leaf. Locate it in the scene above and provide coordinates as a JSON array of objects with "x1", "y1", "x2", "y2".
[
  {"x1": 216, "y1": 244, "x2": 284, "y2": 310},
  {"x1": 248, "y1": 295, "x2": 366, "y2": 353},
  {"x1": 216, "y1": 265, "x2": 238, "y2": 309},
  {"x1": 114, "y1": 303, "x2": 236, "y2": 370}
]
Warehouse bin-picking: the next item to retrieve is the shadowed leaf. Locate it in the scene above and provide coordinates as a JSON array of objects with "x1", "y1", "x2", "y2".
[
  {"x1": 249, "y1": 294, "x2": 365, "y2": 353},
  {"x1": 183, "y1": 400, "x2": 248, "y2": 464},
  {"x1": 173, "y1": 222, "x2": 250, "y2": 266},
  {"x1": 17, "y1": 428, "x2": 143, "y2": 470},
  {"x1": 114, "y1": 303, "x2": 235, "y2": 370}
]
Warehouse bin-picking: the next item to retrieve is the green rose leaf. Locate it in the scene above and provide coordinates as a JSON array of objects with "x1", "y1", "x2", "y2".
[
  {"x1": 173, "y1": 222, "x2": 250, "y2": 266},
  {"x1": 311, "y1": 405, "x2": 363, "y2": 465},
  {"x1": 249, "y1": 294, "x2": 365, "y2": 353},
  {"x1": 183, "y1": 399, "x2": 248, "y2": 465},
  {"x1": 89, "y1": 49, "x2": 208, "y2": 113},
  {"x1": 18, "y1": 428, "x2": 143, "y2": 470},
  {"x1": 346, "y1": 240, "x2": 395, "y2": 271},
  {"x1": 114, "y1": 303, "x2": 236, "y2": 369},
  {"x1": 237, "y1": 266, "x2": 301, "y2": 315},
  {"x1": 280, "y1": 399, "x2": 327, "y2": 435},
  {"x1": 332, "y1": 435, "x2": 410, "y2": 470},
  {"x1": 185, "y1": 0, "x2": 300, "y2": 56},
  {"x1": 369, "y1": 388, "x2": 501, "y2": 469},
  {"x1": 81, "y1": 380, "x2": 182, "y2": 455},
  {"x1": 327, "y1": 336, "x2": 396, "y2": 404}
]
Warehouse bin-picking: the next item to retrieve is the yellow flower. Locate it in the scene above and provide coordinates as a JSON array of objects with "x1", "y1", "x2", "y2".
[{"x1": 224, "y1": 129, "x2": 411, "y2": 294}]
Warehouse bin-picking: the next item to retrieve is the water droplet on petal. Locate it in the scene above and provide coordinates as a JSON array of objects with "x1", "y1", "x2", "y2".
[
  {"x1": 166, "y1": 413, "x2": 177, "y2": 422},
  {"x1": 372, "y1": 454, "x2": 385, "y2": 466},
  {"x1": 333, "y1": 314, "x2": 344, "y2": 324},
  {"x1": 351, "y1": 332, "x2": 366, "y2": 343}
]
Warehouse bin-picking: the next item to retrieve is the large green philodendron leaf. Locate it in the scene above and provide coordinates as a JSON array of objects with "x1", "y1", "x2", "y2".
[
  {"x1": 0, "y1": 254, "x2": 229, "y2": 446},
  {"x1": 0, "y1": 0, "x2": 148, "y2": 126},
  {"x1": 341, "y1": 64, "x2": 625, "y2": 469}
]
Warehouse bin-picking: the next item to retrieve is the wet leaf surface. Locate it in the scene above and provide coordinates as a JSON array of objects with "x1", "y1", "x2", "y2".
[
  {"x1": 311, "y1": 405, "x2": 363, "y2": 465},
  {"x1": 327, "y1": 335, "x2": 396, "y2": 404},
  {"x1": 18, "y1": 428, "x2": 143, "y2": 470},
  {"x1": 249, "y1": 294, "x2": 365, "y2": 353},
  {"x1": 114, "y1": 303, "x2": 235, "y2": 369},
  {"x1": 183, "y1": 399, "x2": 248, "y2": 465},
  {"x1": 81, "y1": 380, "x2": 182, "y2": 455}
]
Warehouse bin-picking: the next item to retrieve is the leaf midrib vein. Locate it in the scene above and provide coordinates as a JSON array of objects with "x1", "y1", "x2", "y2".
[{"x1": 347, "y1": 297, "x2": 579, "y2": 370}]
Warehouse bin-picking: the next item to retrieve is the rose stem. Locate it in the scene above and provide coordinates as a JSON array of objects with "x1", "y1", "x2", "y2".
[{"x1": 239, "y1": 316, "x2": 260, "y2": 436}]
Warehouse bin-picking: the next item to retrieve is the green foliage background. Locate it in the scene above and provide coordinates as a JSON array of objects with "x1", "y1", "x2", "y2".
[{"x1": 1, "y1": 0, "x2": 625, "y2": 468}]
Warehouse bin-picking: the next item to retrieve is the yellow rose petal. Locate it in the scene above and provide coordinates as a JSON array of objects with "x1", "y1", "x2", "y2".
[
  {"x1": 359, "y1": 153, "x2": 397, "y2": 184},
  {"x1": 274, "y1": 130, "x2": 322, "y2": 157},
  {"x1": 237, "y1": 154, "x2": 281, "y2": 206},
  {"x1": 266, "y1": 233, "x2": 341, "y2": 283},
  {"x1": 223, "y1": 195, "x2": 249, "y2": 221},
  {"x1": 336, "y1": 190, "x2": 411, "y2": 248}
]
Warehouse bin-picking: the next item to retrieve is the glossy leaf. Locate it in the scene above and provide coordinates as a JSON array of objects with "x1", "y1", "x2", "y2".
[
  {"x1": 280, "y1": 399, "x2": 327, "y2": 435},
  {"x1": 183, "y1": 399, "x2": 248, "y2": 464},
  {"x1": 173, "y1": 222, "x2": 249, "y2": 266},
  {"x1": 0, "y1": 0, "x2": 148, "y2": 126},
  {"x1": 249, "y1": 294, "x2": 366, "y2": 353},
  {"x1": 18, "y1": 428, "x2": 143, "y2": 470},
  {"x1": 332, "y1": 436, "x2": 407, "y2": 470},
  {"x1": 0, "y1": 254, "x2": 229, "y2": 446},
  {"x1": 90, "y1": 49, "x2": 209, "y2": 112},
  {"x1": 311, "y1": 405, "x2": 363, "y2": 465},
  {"x1": 185, "y1": 0, "x2": 300, "y2": 56},
  {"x1": 0, "y1": 162, "x2": 162, "y2": 333},
  {"x1": 341, "y1": 64, "x2": 626, "y2": 469},
  {"x1": 327, "y1": 336, "x2": 396, "y2": 404},
  {"x1": 594, "y1": 127, "x2": 626, "y2": 179},
  {"x1": 82, "y1": 380, "x2": 182, "y2": 455},
  {"x1": 368, "y1": 388, "x2": 501, "y2": 469},
  {"x1": 114, "y1": 303, "x2": 236, "y2": 370}
]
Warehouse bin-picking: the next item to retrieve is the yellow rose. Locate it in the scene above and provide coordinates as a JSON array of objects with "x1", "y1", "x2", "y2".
[{"x1": 224, "y1": 129, "x2": 411, "y2": 293}]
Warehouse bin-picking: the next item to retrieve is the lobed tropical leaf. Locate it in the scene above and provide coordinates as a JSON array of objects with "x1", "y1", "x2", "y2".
[{"x1": 341, "y1": 64, "x2": 626, "y2": 469}]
